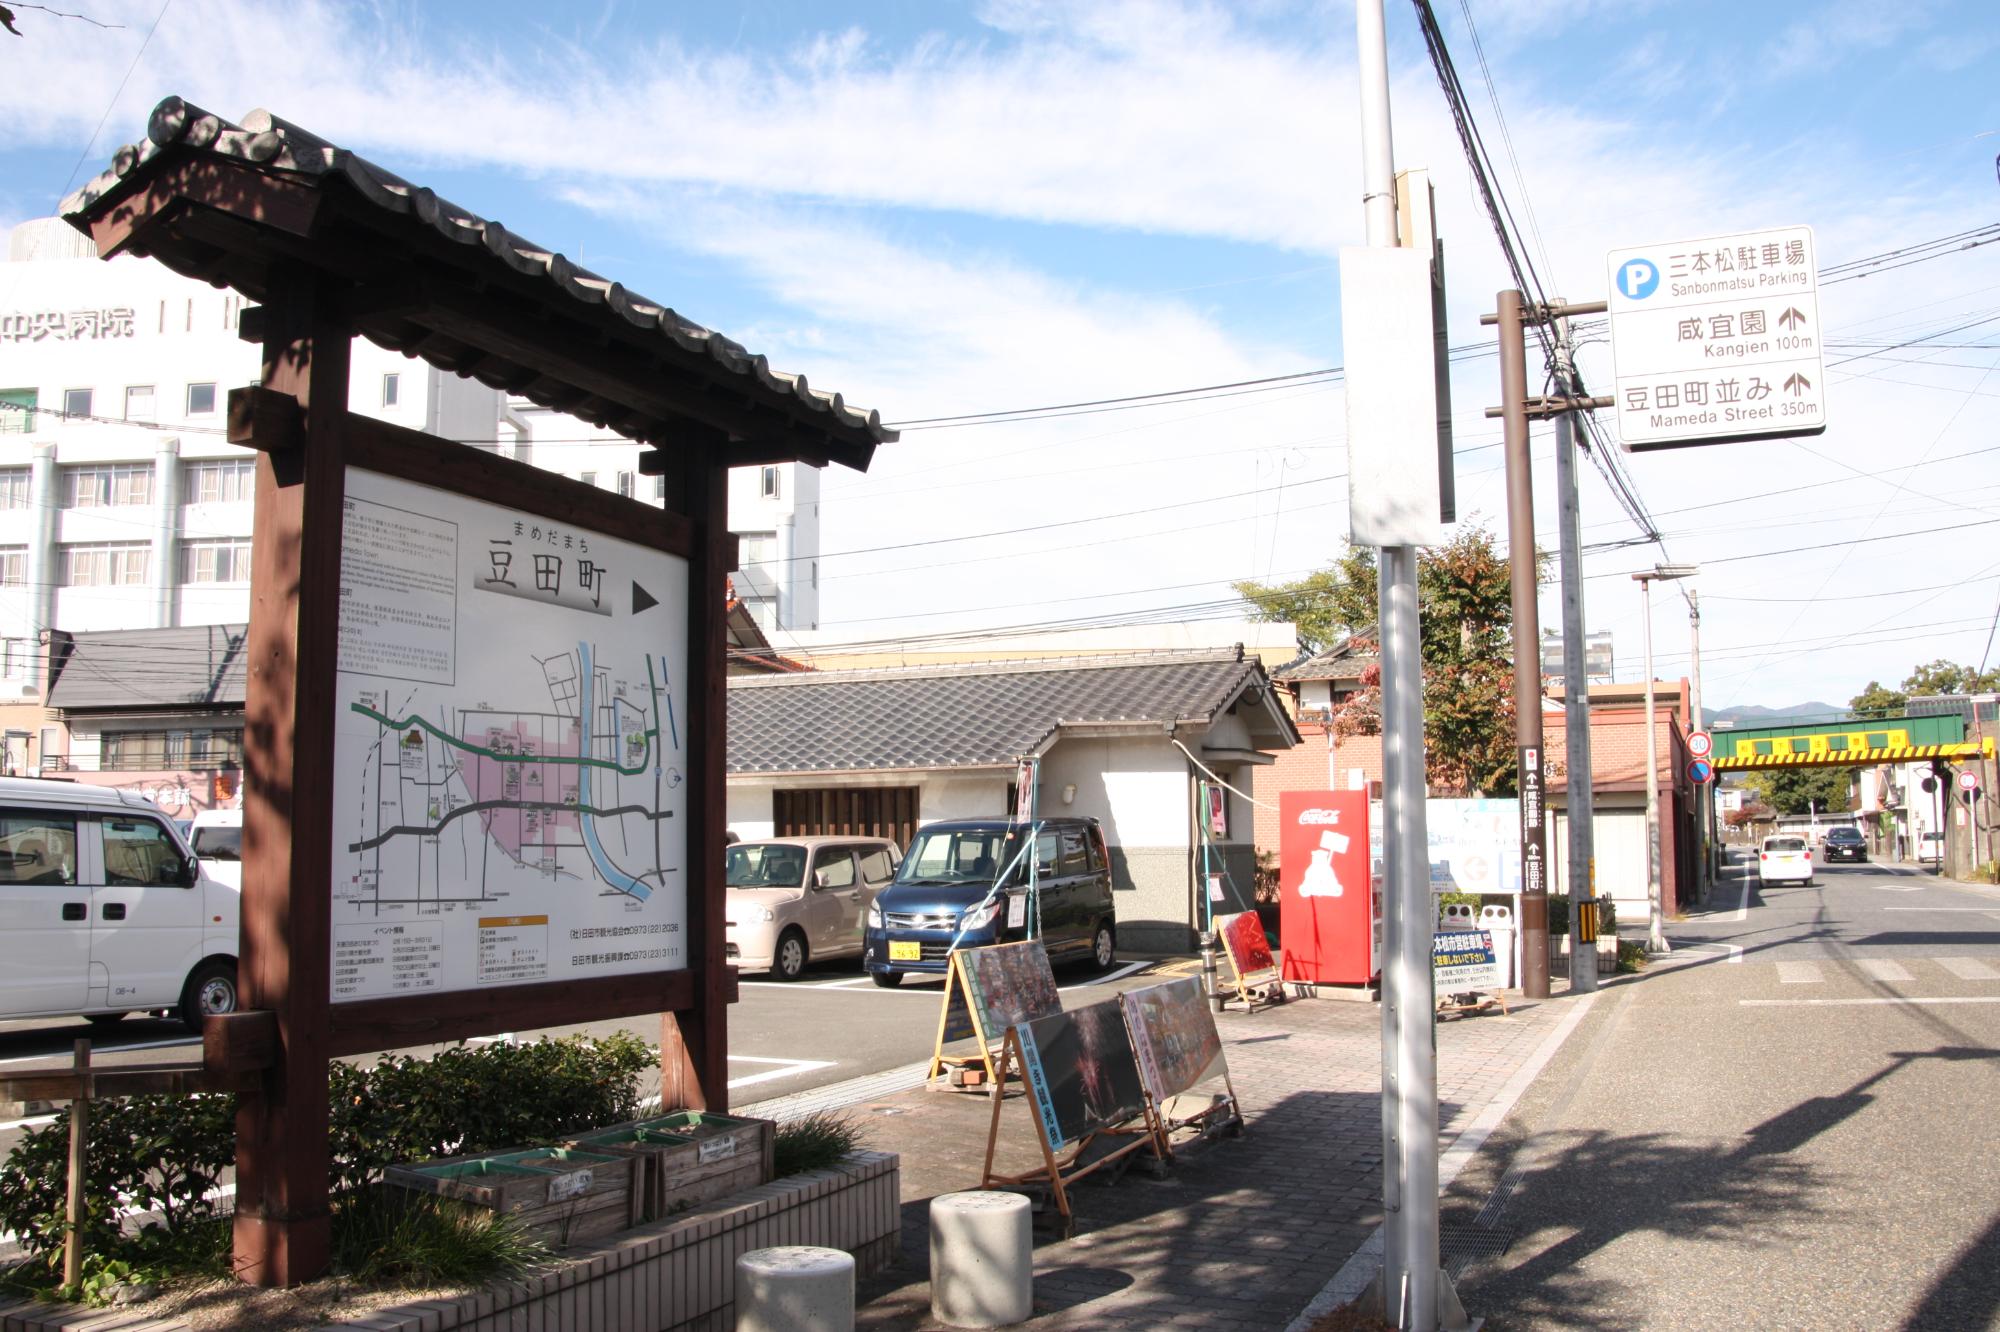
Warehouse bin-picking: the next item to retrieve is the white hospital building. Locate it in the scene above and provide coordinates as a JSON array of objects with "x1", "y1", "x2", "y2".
[{"x1": 0, "y1": 217, "x2": 816, "y2": 800}]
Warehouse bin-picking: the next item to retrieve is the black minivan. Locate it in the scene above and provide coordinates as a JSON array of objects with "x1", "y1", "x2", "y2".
[{"x1": 862, "y1": 818, "x2": 1116, "y2": 987}]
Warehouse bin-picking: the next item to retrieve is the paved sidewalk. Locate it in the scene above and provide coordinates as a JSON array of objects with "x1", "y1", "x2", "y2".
[{"x1": 822, "y1": 972, "x2": 1593, "y2": 1330}]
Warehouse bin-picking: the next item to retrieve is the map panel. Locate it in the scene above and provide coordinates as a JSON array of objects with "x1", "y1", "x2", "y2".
[{"x1": 330, "y1": 468, "x2": 689, "y2": 1002}]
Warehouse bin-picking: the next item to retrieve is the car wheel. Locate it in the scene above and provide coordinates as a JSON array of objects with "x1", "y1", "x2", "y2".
[
  {"x1": 1090, "y1": 922, "x2": 1116, "y2": 972},
  {"x1": 773, "y1": 929, "x2": 809, "y2": 982},
  {"x1": 179, "y1": 960, "x2": 238, "y2": 1034},
  {"x1": 871, "y1": 971, "x2": 904, "y2": 988}
]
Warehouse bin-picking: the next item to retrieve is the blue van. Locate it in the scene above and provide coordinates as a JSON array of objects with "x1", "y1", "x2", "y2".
[{"x1": 862, "y1": 817, "x2": 1116, "y2": 987}]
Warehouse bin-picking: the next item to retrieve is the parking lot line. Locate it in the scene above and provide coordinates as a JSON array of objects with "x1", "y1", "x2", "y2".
[
  {"x1": 725, "y1": 1055, "x2": 836, "y2": 1091},
  {"x1": 1937, "y1": 957, "x2": 2000, "y2": 981}
]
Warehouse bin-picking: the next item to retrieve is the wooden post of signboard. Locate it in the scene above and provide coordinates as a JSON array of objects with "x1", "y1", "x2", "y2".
[
  {"x1": 233, "y1": 264, "x2": 346, "y2": 1286},
  {"x1": 654, "y1": 429, "x2": 733, "y2": 1112}
]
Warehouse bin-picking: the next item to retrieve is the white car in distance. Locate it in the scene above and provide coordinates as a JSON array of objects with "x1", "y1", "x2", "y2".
[{"x1": 1758, "y1": 834, "x2": 1814, "y2": 886}]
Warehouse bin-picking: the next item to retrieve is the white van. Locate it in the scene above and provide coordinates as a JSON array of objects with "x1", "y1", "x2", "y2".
[
  {"x1": 189, "y1": 808, "x2": 242, "y2": 890},
  {"x1": 0, "y1": 777, "x2": 240, "y2": 1031}
]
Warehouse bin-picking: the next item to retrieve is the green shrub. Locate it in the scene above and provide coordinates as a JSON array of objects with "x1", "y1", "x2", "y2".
[
  {"x1": 1616, "y1": 939, "x2": 1648, "y2": 973},
  {"x1": 0, "y1": 1033, "x2": 653, "y2": 1280},
  {"x1": 773, "y1": 1111, "x2": 865, "y2": 1178}
]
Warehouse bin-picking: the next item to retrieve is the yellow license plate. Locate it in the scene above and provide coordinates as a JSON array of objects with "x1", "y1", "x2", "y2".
[{"x1": 888, "y1": 940, "x2": 922, "y2": 962}]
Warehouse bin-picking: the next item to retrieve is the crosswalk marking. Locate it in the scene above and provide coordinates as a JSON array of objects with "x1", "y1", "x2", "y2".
[
  {"x1": 1936, "y1": 956, "x2": 2000, "y2": 981},
  {"x1": 1776, "y1": 960, "x2": 1823, "y2": 984},
  {"x1": 1856, "y1": 959, "x2": 1914, "y2": 982}
]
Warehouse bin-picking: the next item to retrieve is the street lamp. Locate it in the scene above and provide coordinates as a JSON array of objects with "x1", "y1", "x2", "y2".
[{"x1": 1634, "y1": 563, "x2": 1697, "y2": 955}]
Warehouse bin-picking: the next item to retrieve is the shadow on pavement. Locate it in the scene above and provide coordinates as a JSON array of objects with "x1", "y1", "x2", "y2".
[
  {"x1": 856, "y1": 1085, "x2": 1425, "y2": 1328},
  {"x1": 1903, "y1": 1206, "x2": 2000, "y2": 1331}
]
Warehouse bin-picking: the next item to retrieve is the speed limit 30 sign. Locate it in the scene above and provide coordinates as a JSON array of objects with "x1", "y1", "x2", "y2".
[{"x1": 1687, "y1": 730, "x2": 1714, "y2": 760}]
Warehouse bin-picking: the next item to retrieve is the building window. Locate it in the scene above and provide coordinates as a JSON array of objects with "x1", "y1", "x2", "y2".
[
  {"x1": 124, "y1": 385, "x2": 156, "y2": 422},
  {"x1": 760, "y1": 465, "x2": 781, "y2": 499},
  {"x1": 63, "y1": 388, "x2": 93, "y2": 419},
  {"x1": 654, "y1": 475, "x2": 667, "y2": 502},
  {"x1": 185, "y1": 382, "x2": 217, "y2": 416},
  {"x1": 58, "y1": 543, "x2": 150, "y2": 587},
  {"x1": 811, "y1": 560, "x2": 818, "y2": 590},
  {"x1": 579, "y1": 471, "x2": 597, "y2": 487},
  {"x1": 0, "y1": 471, "x2": 28, "y2": 510},
  {"x1": 0, "y1": 389, "x2": 35, "y2": 433},
  {"x1": 62, "y1": 464, "x2": 153, "y2": 508},
  {"x1": 616, "y1": 471, "x2": 634, "y2": 498},
  {"x1": 183, "y1": 458, "x2": 255, "y2": 504},
  {"x1": 381, "y1": 373, "x2": 400, "y2": 407},
  {"x1": 740, "y1": 531, "x2": 778, "y2": 567},
  {"x1": 99, "y1": 728, "x2": 244, "y2": 772},
  {"x1": 1, "y1": 638, "x2": 32, "y2": 680},
  {"x1": 180, "y1": 539, "x2": 252, "y2": 584},
  {"x1": 0, "y1": 548, "x2": 25, "y2": 586}
]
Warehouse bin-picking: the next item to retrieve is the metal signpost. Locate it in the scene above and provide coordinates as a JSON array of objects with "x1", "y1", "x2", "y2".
[{"x1": 1606, "y1": 225, "x2": 1825, "y2": 451}]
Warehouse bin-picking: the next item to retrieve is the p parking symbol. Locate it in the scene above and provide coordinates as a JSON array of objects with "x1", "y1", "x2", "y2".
[{"x1": 1616, "y1": 258, "x2": 1660, "y2": 300}]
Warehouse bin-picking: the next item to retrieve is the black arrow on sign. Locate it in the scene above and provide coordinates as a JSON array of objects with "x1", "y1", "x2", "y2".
[
  {"x1": 1783, "y1": 373, "x2": 1812, "y2": 397},
  {"x1": 1778, "y1": 307, "x2": 1807, "y2": 330},
  {"x1": 633, "y1": 582, "x2": 658, "y2": 614}
]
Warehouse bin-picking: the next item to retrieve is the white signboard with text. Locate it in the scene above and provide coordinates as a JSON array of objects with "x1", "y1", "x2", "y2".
[
  {"x1": 329, "y1": 468, "x2": 690, "y2": 1001},
  {"x1": 1606, "y1": 225, "x2": 1825, "y2": 451}
]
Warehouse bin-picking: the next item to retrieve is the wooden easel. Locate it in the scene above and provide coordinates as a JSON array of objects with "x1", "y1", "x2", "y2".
[
  {"x1": 979, "y1": 1027, "x2": 1169, "y2": 1236},
  {"x1": 1218, "y1": 951, "x2": 1290, "y2": 1012},
  {"x1": 926, "y1": 951, "x2": 1004, "y2": 1092},
  {"x1": 1436, "y1": 989, "x2": 1509, "y2": 1019}
]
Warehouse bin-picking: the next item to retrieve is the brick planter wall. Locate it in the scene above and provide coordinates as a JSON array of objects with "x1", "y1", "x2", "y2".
[{"x1": 0, "y1": 1150, "x2": 900, "y2": 1332}]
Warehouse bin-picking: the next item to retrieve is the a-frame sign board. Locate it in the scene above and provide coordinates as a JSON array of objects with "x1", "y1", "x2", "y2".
[
  {"x1": 62, "y1": 96, "x2": 893, "y2": 1287},
  {"x1": 925, "y1": 939, "x2": 1061, "y2": 1094},
  {"x1": 979, "y1": 1025, "x2": 1167, "y2": 1236}
]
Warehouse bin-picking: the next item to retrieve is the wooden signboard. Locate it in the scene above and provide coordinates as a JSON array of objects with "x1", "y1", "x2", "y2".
[
  {"x1": 926, "y1": 939, "x2": 1061, "y2": 1092},
  {"x1": 1214, "y1": 910, "x2": 1287, "y2": 1012},
  {"x1": 980, "y1": 996, "x2": 1164, "y2": 1233},
  {"x1": 1120, "y1": 978, "x2": 1241, "y2": 1148}
]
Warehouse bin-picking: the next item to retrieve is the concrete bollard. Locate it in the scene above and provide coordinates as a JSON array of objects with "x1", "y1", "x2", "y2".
[
  {"x1": 930, "y1": 1190, "x2": 1033, "y2": 1328},
  {"x1": 734, "y1": 1245, "x2": 854, "y2": 1332}
]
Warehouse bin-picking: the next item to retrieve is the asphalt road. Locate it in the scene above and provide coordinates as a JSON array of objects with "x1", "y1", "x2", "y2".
[{"x1": 1454, "y1": 851, "x2": 2000, "y2": 1330}]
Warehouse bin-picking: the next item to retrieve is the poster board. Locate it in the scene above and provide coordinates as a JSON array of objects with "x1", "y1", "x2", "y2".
[
  {"x1": 329, "y1": 467, "x2": 689, "y2": 1002},
  {"x1": 1013, "y1": 999, "x2": 1148, "y2": 1151},
  {"x1": 926, "y1": 940, "x2": 1060, "y2": 1090},
  {"x1": 1214, "y1": 909, "x2": 1285, "y2": 1011},
  {"x1": 1120, "y1": 978, "x2": 1226, "y2": 1103},
  {"x1": 1433, "y1": 929, "x2": 1502, "y2": 990},
  {"x1": 982, "y1": 998, "x2": 1165, "y2": 1231}
]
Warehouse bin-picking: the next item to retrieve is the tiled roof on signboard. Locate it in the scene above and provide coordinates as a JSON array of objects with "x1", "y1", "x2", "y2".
[
  {"x1": 60, "y1": 97, "x2": 893, "y2": 464},
  {"x1": 728, "y1": 648, "x2": 1296, "y2": 775},
  {"x1": 47, "y1": 624, "x2": 248, "y2": 712}
]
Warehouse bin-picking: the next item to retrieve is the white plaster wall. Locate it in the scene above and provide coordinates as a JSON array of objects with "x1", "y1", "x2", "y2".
[
  {"x1": 727, "y1": 783, "x2": 775, "y2": 841},
  {"x1": 1035, "y1": 735, "x2": 1188, "y2": 849}
]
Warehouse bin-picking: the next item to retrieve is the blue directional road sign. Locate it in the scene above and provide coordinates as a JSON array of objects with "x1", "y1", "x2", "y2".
[{"x1": 1689, "y1": 758, "x2": 1714, "y2": 785}]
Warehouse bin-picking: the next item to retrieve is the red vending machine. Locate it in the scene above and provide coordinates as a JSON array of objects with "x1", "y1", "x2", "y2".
[{"x1": 1279, "y1": 790, "x2": 1378, "y2": 985}]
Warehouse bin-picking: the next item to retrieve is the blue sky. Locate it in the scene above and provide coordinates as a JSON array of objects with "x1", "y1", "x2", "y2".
[{"x1": 3, "y1": 0, "x2": 1998, "y2": 710}]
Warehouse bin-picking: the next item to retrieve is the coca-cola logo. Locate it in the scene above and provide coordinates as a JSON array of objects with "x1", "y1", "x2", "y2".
[{"x1": 1297, "y1": 808, "x2": 1343, "y2": 825}]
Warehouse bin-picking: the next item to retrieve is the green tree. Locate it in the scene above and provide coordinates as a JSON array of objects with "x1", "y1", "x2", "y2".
[
  {"x1": 1900, "y1": 659, "x2": 2000, "y2": 697},
  {"x1": 1848, "y1": 680, "x2": 1908, "y2": 720},
  {"x1": 1744, "y1": 767, "x2": 1856, "y2": 816},
  {"x1": 1235, "y1": 527, "x2": 1529, "y2": 796}
]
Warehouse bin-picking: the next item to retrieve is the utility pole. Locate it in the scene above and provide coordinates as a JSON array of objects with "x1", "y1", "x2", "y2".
[
  {"x1": 1495, "y1": 289, "x2": 1550, "y2": 1000},
  {"x1": 1686, "y1": 588, "x2": 1709, "y2": 901},
  {"x1": 1354, "y1": 4, "x2": 1447, "y2": 1328},
  {"x1": 1551, "y1": 317, "x2": 1598, "y2": 995},
  {"x1": 1635, "y1": 565, "x2": 1696, "y2": 953}
]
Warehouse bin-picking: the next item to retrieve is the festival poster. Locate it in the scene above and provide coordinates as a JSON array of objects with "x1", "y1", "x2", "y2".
[
  {"x1": 958, "y1": 939, "x2": 1061, "y2": 1035},
  {"x1": 1017, "y1": 998, "x2": 1148, "y2": 1150},
  {"x1": 1121, "y1": 978, "x2": 1226, "y2": 1103},
  {"x1": 1215, "y1": 910, "x2": 1276, "y2": 979}
]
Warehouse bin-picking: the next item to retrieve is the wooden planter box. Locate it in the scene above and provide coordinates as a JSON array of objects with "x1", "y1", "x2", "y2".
[
  {"x1": 569, "y1": 1111, "x2": 773, "y2": 1222},
  {"x1": 385, "y1": 1146, "x2": 637, "y2": 1245}
]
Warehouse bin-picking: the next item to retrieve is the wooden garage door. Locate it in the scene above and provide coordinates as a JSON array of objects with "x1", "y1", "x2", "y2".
[{"x1": 774, "y1": 787, "x2": 920, "y2": 850}]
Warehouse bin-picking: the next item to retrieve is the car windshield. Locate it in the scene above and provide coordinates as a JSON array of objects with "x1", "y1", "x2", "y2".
[
  {"x1": 192, "y1": 826, "x2": 241, "y2": 861},
  {"x1": 1766, "y1": 837, "x2": 1806, "y2": 851},
  {"x1": 1827, "y1": 828, "x2": 1862, "y2": 841},
  {"x1": 897, "y1": 827, "x2": 1051, "y2": 885},
  {"x1": 725, "y1": 844, "x2": 807, "y2": 888}
]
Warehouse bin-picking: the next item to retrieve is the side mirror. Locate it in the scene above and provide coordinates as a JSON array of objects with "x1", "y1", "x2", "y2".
[
  {"x1": 179, "y1": 858, "x2": 200, "y2": 888},
  {"x1": 813, "y1": 868, "x2": 832, "y2": 890}
]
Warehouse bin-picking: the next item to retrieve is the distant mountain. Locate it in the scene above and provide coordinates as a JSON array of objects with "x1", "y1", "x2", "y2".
[{"x1": 1704, "y1": 702, "x2": 1847, "y2": 729}]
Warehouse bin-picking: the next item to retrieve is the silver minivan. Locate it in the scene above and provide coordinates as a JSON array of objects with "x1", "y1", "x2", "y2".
[{"x1": 0, "y1": 777, "x2": 240, "y2": 1031}]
